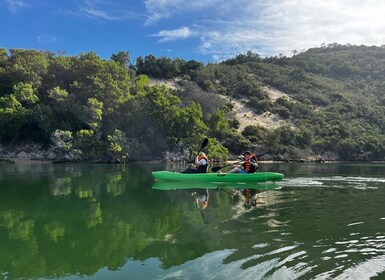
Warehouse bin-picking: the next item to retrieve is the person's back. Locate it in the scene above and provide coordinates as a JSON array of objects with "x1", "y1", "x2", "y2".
[
  {"x1": 196, "y1": 152, "x2": 208, "y2": 173},
  {"x1": 182, "y1": 152, "x2": 208, "y2": 173}
]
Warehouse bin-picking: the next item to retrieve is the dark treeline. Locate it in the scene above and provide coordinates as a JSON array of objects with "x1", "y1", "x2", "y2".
[{"x1": 1, "y1": 44, "x2": 385, "y2": 161}]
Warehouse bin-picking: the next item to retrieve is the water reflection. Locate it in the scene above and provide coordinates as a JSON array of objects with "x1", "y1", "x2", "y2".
[
  {"x1": 0, "y1": 162, "x2": 384, "y2": 279},
  {"x1": 152, "y1": 180, "x2": 281, "y2": 221},
  {"x1": 191, "y1": 189, "x2": 210, "y2": 209}
]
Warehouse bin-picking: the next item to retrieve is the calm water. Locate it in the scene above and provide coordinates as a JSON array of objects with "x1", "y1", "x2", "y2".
[{"x1": 0, "y1": 162, "x2": 384, "y2": 280}]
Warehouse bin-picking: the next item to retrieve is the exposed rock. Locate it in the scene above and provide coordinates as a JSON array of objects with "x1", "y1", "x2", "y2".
[
  {"x1": 0, "y1": 158, "x2": 15, "y2": 164},
  {"x1": 0, "y1": 143, "x2": 58, "y2": 162},
  {"x1": 16, "y1": 151, "x2": 29, "y2": 159}
]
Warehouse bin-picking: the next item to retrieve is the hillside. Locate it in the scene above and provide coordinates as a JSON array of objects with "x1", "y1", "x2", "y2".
[{"x1": 1, "y1": 45, "x2": 385, "y2": 162}]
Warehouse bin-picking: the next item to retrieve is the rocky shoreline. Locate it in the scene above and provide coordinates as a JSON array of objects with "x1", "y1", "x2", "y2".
[
  {"x1": 0, "y1": 143, "x2": 57, "y2": 162},
  {"x1": 0, "y1": 143, "x2": 344, "y2": 164}
]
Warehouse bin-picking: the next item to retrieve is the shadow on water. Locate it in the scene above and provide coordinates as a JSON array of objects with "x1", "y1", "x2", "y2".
[{"x1": 0, "y1": 162, "x2": 384, "y2": 279}]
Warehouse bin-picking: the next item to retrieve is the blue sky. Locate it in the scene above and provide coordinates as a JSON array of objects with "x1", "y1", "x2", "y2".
[{"x1": 1, "y1": 0, "x2": 385, "y2": 63}]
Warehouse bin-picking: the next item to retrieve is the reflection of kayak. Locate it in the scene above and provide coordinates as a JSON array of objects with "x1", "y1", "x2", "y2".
[
  {"x1": 152, "y1": 171, "x2": 284, "y2": 183},
  {"x1": 152, "y1": 180, "x2": 281, "y2": 190}
]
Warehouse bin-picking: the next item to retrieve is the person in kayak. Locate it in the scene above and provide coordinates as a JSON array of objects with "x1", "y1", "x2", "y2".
[
  {"x1": 181, "y1": 152, "x2": 209, "y2": 173},
  {"x1": 228, "y1": 151, "x2": 259, "y2": 173}
]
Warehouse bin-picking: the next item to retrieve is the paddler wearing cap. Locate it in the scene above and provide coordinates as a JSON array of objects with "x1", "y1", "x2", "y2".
[{"x1": 228, "y1": 151, "x2": 259, "y2": 173}]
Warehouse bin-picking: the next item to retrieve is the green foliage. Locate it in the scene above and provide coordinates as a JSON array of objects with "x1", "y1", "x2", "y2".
[
  {"x1": 241, "y1": 125, "x2": 269, "y2": 144},
  {"x1": 107, "y1": 129, "x2": 130, "y2": 161},
  {"x1": 0, "y1": 94, "x2": 27, "y2": 142},
  {"x1": 222, "y1": 130, "x2": 251, "y2": 155},
  {"x1": 111, "y1": 51, "x2": 130, "y2": 68},
  {"x1": 75, "y1": 129, "x2": 100, "y2": 160},
  {"x1": 8, "y1": 49, "x2": 49, "y2": 88},
  {"x1": 125, "y1": 85, "x2": 208, "y2": 156},
  {"x1": 0, "y1": 48, "x2": 8, "y2": 63},
  {"x1": 1, "y1": 46, "x2": 385, "y2": 161},
  {"x1": 83, "y1": 98, "x2": 103, "y2": 131},
  {"x1": 232, "y1": 78, "x2": 265, "y2": 98},
  {"x1": 133, "y1": 74, "x2": 150, "y2": 94},
  {"x1": 50, "y1": 130, "x2": 81, "y2": 161},
  {"x1": 13, "y1": 82, "x2": 39, "y2": 106},
  {"x1": 206, "y1": 137, "x2": 229, "y2": 161},
  {"x1": 247, "y1": 98, "x2": 271, "y2": 114},
  {"x1": 135, "y1": 55, "x2": 203, "y2": 79},
  {"x1": 48, "y1": 86, "x2": 68, "y2": 102},
  {"x1": 136, "y1": 55, "x2": 180, "y2": 79},
  {"x1": 208, "y1": 109, "x2": 230, "y2": 137},
  {"x1": 223, "y1": 51, "x2": 262, "y2": 65}
]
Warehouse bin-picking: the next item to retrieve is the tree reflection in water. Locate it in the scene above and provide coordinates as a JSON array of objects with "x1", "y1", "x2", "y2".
[{"x1": 0, "y1": 163, "x2": 281, "y2": 278}]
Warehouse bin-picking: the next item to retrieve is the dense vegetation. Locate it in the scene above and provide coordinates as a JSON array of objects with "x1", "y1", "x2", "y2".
[{"x1": 1, "y1": 44, "x2": 385, "y2": 161}]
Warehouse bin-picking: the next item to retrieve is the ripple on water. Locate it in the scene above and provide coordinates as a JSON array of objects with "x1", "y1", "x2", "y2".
[
  {"x1": 313, "y1": 233, "x2": 385, "y2": 279},
  {"x1": 280, "y1": 176, "x2": 385, "y2": 190}
]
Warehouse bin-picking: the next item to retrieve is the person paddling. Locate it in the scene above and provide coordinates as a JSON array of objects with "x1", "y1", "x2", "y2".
[
  {"x1": 182, "y1": 152, "x2": 209, "y2": 173},
  {"x1": 228, "y1": 151, "x2": 259, "y2": 173}
]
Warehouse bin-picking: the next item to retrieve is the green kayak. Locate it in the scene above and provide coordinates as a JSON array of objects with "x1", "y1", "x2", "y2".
[
  {"x1": 152, "y1": 180, "x2": 280, "y2": 190},
  {"x1": 152, "y1": 171, "x2": 284, "y2": 183}
]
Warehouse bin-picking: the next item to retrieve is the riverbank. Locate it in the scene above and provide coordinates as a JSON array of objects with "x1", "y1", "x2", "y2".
[
  {"x1": 0, "y1": 143, "x2": 56, "y2": 161},
  {"x1": 0, "y1": 143, "x2": 342, "y2": 164}
]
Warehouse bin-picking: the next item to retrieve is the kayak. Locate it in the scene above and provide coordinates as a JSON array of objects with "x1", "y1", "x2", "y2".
[
  {"x1": 152, "y1": 171, "x2": 284, "y2": 183},
  {"x1": 152, "y1": 180, "x2": 280, "y2": 190}
]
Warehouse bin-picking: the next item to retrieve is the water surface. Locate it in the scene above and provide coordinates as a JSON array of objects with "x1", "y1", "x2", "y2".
[{"x1": 0, "y1": 162, "x2": 384, "y2": 279}]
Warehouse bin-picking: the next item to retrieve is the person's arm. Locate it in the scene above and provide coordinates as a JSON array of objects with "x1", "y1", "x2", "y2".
[
  {"x1": 249, "y1": 158, "x2": 259, "y2": 168},
  {"x1": 194, "y1": 156, "x2": 200, "y2": 165}
]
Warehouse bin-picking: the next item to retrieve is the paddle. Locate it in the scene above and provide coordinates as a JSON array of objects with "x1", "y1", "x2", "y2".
[
  {"x1": 198, "y1": 138, "x2": 209, "y2": 155},
  {"x1": 190, "y1": 138, "x2": 209, "y2": 162},
  {"x1": 211, "y1": 161, "x2": 242, "y2": 172},
  {"x1": 211, "y1": 151, "x2": 269, "y2": 172},
  {"x1": 181, "y1": 138, "x2": 209, "y2": 173}
]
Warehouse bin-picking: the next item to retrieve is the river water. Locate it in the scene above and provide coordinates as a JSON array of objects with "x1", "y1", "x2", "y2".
[{"x1": 0, "y1": 162, "x2": 384, "y2": 280}]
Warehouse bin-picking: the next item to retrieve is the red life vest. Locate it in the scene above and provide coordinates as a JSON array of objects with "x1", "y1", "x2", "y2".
[{"x1": 242, "y1": 153, "x2": 257, "y2": 173}]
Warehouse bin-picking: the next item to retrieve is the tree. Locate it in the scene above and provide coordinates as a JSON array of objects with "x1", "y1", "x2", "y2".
[
  {"x1": 82, "y1": 98, "x2": 103, "y2": 131},
  {"x1": 107, "y1": 129, "x2": 130, "y2": 162},
  {"x1": 0, "y1": 48, "x2": 8, "y2": 63},
  {"x1": 133, "y1": 75, "x2": 150, "y2": 94},
  {"x1": 13, "y1": 82, "x2": 39, "y2": 106},
  {"x1": 48, "y1": 86, "x2": 69, "y2": 102},
  {"x1": 208, "y1": 109, "x2": 230, "y2": 137},
  {"x1": 50, "y1": 130, "x2": 80, "y2": 161},
  {"x1": 242, "y1": 125, "x2": 269, "y2": 143},
  {"x1": 8, "y1": 49, "x2": 50, "y2": 88},
  {"x1": 0, "y1": 94, "x2": 27, "y2": 142},
  {"x1": 111, "y1": 51, "x2": 130, "y2": 68}
]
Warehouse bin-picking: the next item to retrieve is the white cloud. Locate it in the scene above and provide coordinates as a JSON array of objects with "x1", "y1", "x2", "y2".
[
  {"x1": 81, "y1": 7, "x2": 118, "y2": 21},
  {"x1": 4, "y1": 0, "x2": 27, "y2": 12},
  {"x1": 144, "y1": 0, "x2": 220, "y2": 25},
  {"x1": 144, "y1": 0, "x2": 385, "y2": 60},
  {"x1": 59, "y1": 0, "x2": 141, "y2": 21},
  {"x1": 152, "y1": 27, "x2": 193, "y2": 42},
  {"x1": 37, "y1": 35, "x2": 58, "y2": 44},
  {"x1": 254, "y1": 0, "x2": 385, "y2": 55},
  {"x1": 80, "y1": 0, "x2": 121, "y2": 20}
]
